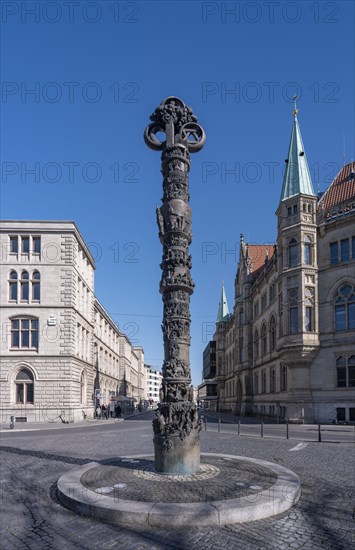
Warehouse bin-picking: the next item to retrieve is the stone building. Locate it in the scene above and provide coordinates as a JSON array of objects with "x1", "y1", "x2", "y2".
[
  {"x1": 0, "y1": 220, "x2": 145, "y2": 424},
  {"x1": 210, "y1": 113, "x2": 355, "y2": 424}
]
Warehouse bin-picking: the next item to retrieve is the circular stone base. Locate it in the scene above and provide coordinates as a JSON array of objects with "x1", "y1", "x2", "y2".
[{"x1": 57, "y1": 453, "x2": 300, "y2": 527}]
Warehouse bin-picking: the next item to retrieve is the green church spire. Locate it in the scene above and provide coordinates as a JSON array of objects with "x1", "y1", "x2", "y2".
[
  {"x1": 280, "y1": 99, "x2": 315, "y2": 202},
  {"x1": 217, "y1": 281, "x2": 230, "y2": 322}
]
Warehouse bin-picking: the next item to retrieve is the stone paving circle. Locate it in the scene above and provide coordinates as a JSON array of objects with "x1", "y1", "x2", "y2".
[{"x1": 57, "y1": 453, "x2": 301, "y2": 527}]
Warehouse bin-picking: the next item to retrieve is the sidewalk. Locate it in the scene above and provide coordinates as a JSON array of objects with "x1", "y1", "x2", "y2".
[{"x1": 0, "y1": 410, "x2": 152, "y2": 433}]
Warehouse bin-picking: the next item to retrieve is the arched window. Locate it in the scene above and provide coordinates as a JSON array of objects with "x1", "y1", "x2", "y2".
[
  {"x1": 254, "y1": 330, "x2": 259, "y2": 359},
  {"x1": 304, "y1": 235, "x2": 312, "y2": 265},
  {"x1": 270, "y1": 316, "x2": 277, "y2": 351},
  {"x1": 334, "y1": 283, "x2": 355, "y2": 331},
  {"x1": 9, "y1": 271, "x2": 18, "y2": 301},
  {"x1": 261, "y1": 324, "x2": 267, "y2": 355},
  {"x1": 288, "y1": 238, "x2": 298, "y2": 268},
  {"x1": 20, "y1": 270, "x2": 29, "y2": 301},
  {"x1": 15, "y1": 368, "x2": 34, "y2": 404},
  {"x1": 11, "y1": 318, "x2": 39, "y2": 350},
  {"x1": 32, "y1": 271, "x2": 40, "y2": 301}
]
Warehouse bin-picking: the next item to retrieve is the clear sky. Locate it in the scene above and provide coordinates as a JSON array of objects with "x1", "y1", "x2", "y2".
[{"x1": 1, "y1": 0, "x2": 354, "y2": 385}]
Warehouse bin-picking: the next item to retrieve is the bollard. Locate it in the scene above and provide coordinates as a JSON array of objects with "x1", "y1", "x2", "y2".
[
  {"x1": 218, "y1": 419, "x2": 221, "y2": 433},
  {"x1": 318, "y1": 424, "x2": 321, "y2": 442},
  {"x1": 238, "y1": 421, "x2": 241, "y2": 436},
  {"x1": 10, "y1": 415, "x2": 14, "y2": 429},
  {"x1": 286, "y1": 422, "x2": 289, "y2": 439},
  {"x1": 205, "y1": 417, "x2": 207, "y2": 431},
  {"x1": 261, "y1": 422, "x2": 264, "y2": 438}
]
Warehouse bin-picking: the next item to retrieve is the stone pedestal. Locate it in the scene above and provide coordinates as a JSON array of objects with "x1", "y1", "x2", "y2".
[{"x1": 154, "y1": 428, "x2": 201, "y2": 474}]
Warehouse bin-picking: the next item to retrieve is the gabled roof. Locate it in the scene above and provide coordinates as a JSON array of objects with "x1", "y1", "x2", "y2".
[
  {"x1": 247, "y1": 245, "x2": 275, "y2": 274},
  {"x1": 317, "y1": 162, "x2": 355, "y2": 211},
  {"x1": 280, "y1": 113, "x2": 315, "y2": 202},
  {"x1": 216, "y1": 282, "x2": 230, "y2": 322}
]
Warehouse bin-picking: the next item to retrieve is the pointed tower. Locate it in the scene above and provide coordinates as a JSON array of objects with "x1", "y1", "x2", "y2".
[
  {"x1": 276, "y1": 101, "x2": 320, "y2": 422},
  {"x1": 216, "y1": 281, "x2": 230, "y2": 322}
]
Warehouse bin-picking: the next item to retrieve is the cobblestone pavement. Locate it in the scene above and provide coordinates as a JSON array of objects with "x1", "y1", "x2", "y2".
[{"x1": 0, "y1": 418, "x2": 354, "y2": 549}]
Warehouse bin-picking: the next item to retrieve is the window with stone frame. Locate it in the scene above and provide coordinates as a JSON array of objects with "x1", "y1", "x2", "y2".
[
  {"x1": 10, "y1": 236, "x2": 18, "y2": 254},
  {"x1": 15, "y1": 368, "x2": 34, "y2": 404},
  {"x1": 253, "y1": 329, "x2": 259, "y2": 360},
  {"x1": 261, "y1": 323, "x2": 267, "y2": 355},
  {"x1": 10, "y1": 318, "x2": 39, "y2": 350},
  {"x1": 21, "y1": 236, "x2": 30, "y2": 254},
  {"x1": 280, "y1": 364, "x2": 287, "y2": 391},
  {"x1": 288, "y1": 238, "x2": 298, "y2": 268},
  {"x1": 20, "y1": 270, "x2": 29, "y2": 301},
  {"x1": 304, "y1": 235, "x2": 312, "y2": 265},
  {"x1": 305, "y1": 287, "x2": 315, "y2": 332},
  {"x1": 340, "y1": 239, "x2": 350, "y2": 262},
  {"x1": 9, "y1": 271, "x2": 18, "y2": 301},
  {"x1": 288, "y1": 288, "x2": 299, "y2": 333},
  {"x1": 334, "y1": 283, "x2": 355, "y2": 331},
  {"x1": 31, "y1": 271, "x2": 40, "y2": 301},
  {"x1": 270, "y1": 316, "x2": 277, "y2": 351},
  {"x1": 270, "y1": 368, "x2": 276, "y2": 392},
  {"x1": 336, "y1": 356, "x2": 355, "y2": 387},
  {"x1": 330, "y1": 242, "x2": 338, "y2": 264},
  {"x1": 261, "y1": 293, "x2": 267, "y2": 311},
  {"x1": 261, "y1": 370, "x2": 267, "y2": 393},
  {"x1": 254, "y1": 373, "x2": 259, "y2": 394}
]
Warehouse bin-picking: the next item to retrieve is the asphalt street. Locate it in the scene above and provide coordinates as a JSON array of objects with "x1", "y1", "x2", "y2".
[{"x1": 0, "y1": 412, "x2": 354, "y2": 550}]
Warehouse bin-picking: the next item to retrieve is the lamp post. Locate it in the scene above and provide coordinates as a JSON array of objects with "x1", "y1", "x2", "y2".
[{"x1": 144, "y1": 97, "x2": 206, "y2": 474}]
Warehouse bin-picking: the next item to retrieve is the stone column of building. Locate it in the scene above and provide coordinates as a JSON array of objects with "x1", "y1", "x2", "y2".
[{"x1": 144, "y1": 97, "x2": 205, "y2": 474}]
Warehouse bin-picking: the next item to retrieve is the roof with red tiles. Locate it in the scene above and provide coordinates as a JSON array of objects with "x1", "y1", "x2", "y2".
[
  {"x1": 318, "y1": 162, "x2": 355, "y2": 211},
  {"x1": 247, "y1": 244, "x2": 275, "y2": 274}
]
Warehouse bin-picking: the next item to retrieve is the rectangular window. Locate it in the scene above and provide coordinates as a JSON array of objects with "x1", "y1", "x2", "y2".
[
  {"x1": 16, "y1": 384, "x2": 24, "y2": 404},
  {"x1": 341, "y1": 239, "x2": 350, "y2": 262},
  {"x1": 289, "y1": 307, "x2": 298, "y2": 333},
  {"x1": 337, "y1": 367, "x2": 346, "y2": 387},
  {"x1": 305, "y1": 306, "x2": 313, "y2": 332},
  {"x1": 352, "y1": 237, "x2": 355, "y2": 260},
  {"x1": 336, "y1": 408, "x2": 346, "y2": 422},
  {"x1": 348, "y1": 303, "x2": 355, "y2": 330},
  {"x1": 304, "y1": 244, "x2": 311, "y2": 265},
  {"x1": 289, "y1": 244, "x2": 298, "y2": 268},
  {"x1": 10, "y1": 236, "x2": 18, "y2": 253},
  {"x1": 330, "y1": 242, "x2": 338, "y2": 264},
  {"x1": 26, "y1": 384, "x2": 34, "y2": 404},
  {"x1": 349, "y1": 408, "x2": 355, "y2": 422},
  {"x1": 281, "y1": 365, "x2": 287, "y2": 391},
  {"x1": 262, "y1": 371, "x2": 266, "y2": 393},
  {"x1": 293, "y1": 204, "x2": 298, "y2": 214},
  {"x1": 33, "y1": 236, "x2": 41, "y2": 254},
  {"x1": 21, "y1": 236, "x2": 29, "y2": 253},
  {"x1": 335, "y1": 305, "x2": 346, "y2": 331}
]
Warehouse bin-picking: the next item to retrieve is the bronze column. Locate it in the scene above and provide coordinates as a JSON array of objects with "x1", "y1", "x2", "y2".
[{"x1": 144, "y1": 97, "x2": 206, "y2": 474}]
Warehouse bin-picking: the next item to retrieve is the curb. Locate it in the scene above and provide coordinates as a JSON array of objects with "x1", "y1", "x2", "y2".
[{"x1": 57, "y1": 453, "x2": 301, "y2": 527}]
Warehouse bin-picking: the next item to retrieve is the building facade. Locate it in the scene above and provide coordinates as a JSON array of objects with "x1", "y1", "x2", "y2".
[
  {"x1": 145, "y1": 364, "x2": 163, "y2": 404},
  {"x1": 210, "y1": 113, "x2": 355, "y2": 424},
  {"x1": 0, "y1": 220, "x2": 145, "y2": 424}
]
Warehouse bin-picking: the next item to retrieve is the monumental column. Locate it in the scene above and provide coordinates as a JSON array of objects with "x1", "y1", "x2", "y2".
[{"x1": 144, "y1": 97, "x2": 206, "y2": 474}]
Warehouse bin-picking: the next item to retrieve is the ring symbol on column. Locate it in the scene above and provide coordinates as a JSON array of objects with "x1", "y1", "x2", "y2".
[
  {"x1": 179, "y1": 122, "x2": 206, "y2": 153},
  {"x1": 144, "y1": 123, "x2": 165, "y2": 151}
]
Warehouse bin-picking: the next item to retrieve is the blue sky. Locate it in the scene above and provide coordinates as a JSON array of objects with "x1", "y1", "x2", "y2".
[{"x1": 1, "y1": 0, "x2": 354, "y2": 385}]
